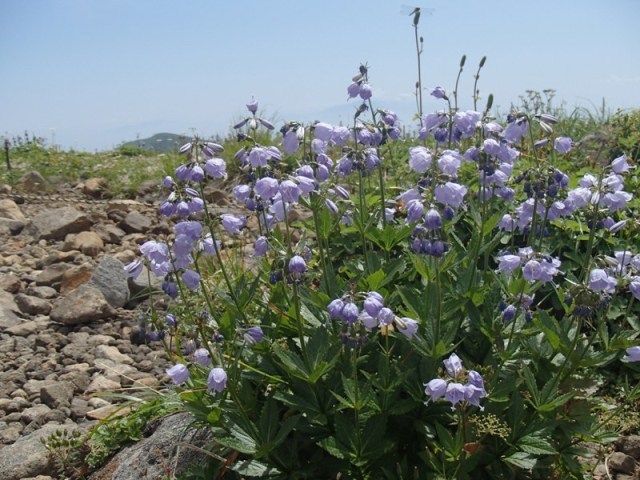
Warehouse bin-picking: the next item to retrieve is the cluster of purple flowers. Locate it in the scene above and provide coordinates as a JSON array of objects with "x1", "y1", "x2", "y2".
[
  {"x1": 424, "y1": 353, "x2": 487, "y2": 409},
  {"x1": 327, "y1": 292, "x2": 419, "y2": 347},
  {"x1": 166, "y1": 362, "x2": 228, "y2": 394},
  {"x1": 496, "y1": 247, "x2": 562, "y2": 284},
  {"x1": 125, "y1": 219, "x2": 224, "y2": 297}
]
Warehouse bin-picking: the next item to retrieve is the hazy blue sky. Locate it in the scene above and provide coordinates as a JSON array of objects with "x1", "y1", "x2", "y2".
[{"x1": 1, "y1": 0, "x2": 639, "y2": 151}]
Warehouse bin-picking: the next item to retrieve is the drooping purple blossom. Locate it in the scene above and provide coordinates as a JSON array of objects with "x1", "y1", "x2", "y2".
[
  {"x1": 207, "y1": 367, "x2": 228, "y2": 393},
  {"x1": 221, "y1": 215, "x2": 246, "y2": 235},
  {"x1": 288, "y1": 255, "x2": 307, "y2": 274},
  {"x1": 193, "y1": 348, "x2": 211, "y2": 367},
  {"x1": 554, "y1": 136, "x2": 573, "y2": 154},
  {"x1": 166, "y1": 363, "x2": 190, "y2": 385},
  {"x1": 434, "y1": 182, "x2": 468, "y2": 208},
  {"x1": 254, "y1": 177, "x2": 280, "y2": 200},
  {"x1": 623, "y1": 346, "x2": 640, "y2": 362},
  {"x1": 244, "y1": 326, "x2": 264, "y2": 345}
]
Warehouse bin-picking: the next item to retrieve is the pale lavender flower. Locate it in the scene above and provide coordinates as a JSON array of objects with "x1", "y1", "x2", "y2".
[
  {"x1": 434, "y1": 182, "x2": 468, "y2": 208},
  {"x1": 554, "y1": 136, "x2": 573, "y2": 154},
  {"x1": 233, "y1": 184, "x2": 251, "y2": 202},
  {"x1": 248, "y1": 147, "x2": 271, "y2": 168},
  {"x1": 193, "y1": 348, "x2": 211, "y2": 367},
  {"x1": 630, "y1": 278, "x2": 640, "y2": 301},
  {"x1": 623, "y1": 346, "x2": 640, "y2": 362},
  {"x1": 254, "y1": 236, "x2": 268, "y2": 257},
  {"x1": 282, "y1": 130, "x2": 299, "y2": 154},
  {"x1": 207, "y1": 367, "x2": 227, "y2": 393},
  {"x1": 328, "y1": 299, "x2": 345, "y2": 319},
  {"x1": 589, "y1": 269, "x2": 617, "y2": 293},
  {"x1": 424, "y1": 208, "x2": 442, "y2": 230},
  {"x1": 124, "y1": 259, "x2": 143, "y2": 278},
  {"x1": 254, "y1": 177, "x2": 280, "y2": 200},
  {"x1": 453, "y1": 110, "x2": 481, "y2": 138},
  {"x1": 246, "y1": 98, "x2": 258, "y2": 114},
  {"x1": 166, "y1": 363, "x2": 189, "y2": 385},
  {"x1": 204, "y1": 157, "x2": 227, "y2": 178},
  {"x1": 523, "y1": 260, "x2": 542, "y2": 282},
  {"x1": 612, "y1": 154, "x2": 631, "y2": 174},
  {"x1": 181, "y1": 269, "x2": 201, "y2": 291},
  {"x1": 279, "y1": 179, "x2": 301, "y2": 203},
  {"x1": 313, "y1": 122, "x2": 334, "y2": 141},
  {"x1": 430, "y1": 86, "x2": 447, "y2": 99},
  {"x1": 503, "y1": 118, "x2": 528, "y2": 143},
  {"x1": 498, "y1": 214, "x2": 516, "y2": 232},
  {"x1": 444, "y1": 353, "x2": 463, "y2": 378},
  {"x1": 347, "y1": 82, "x2": 360, "y2": 98},
  {"x1": 437, "y1": 150, "x2": 463, "y2": 177},
  {"x1": 602, "y1": 191, "x2": 633, "y2": 212},
  {"x1": 363, "y1": 293, "x2": 383, "y2": 317},
  {"x1": 396, "y1": 317, "x2": 419, "y2": 338},
  {"x1": 244, "y1": 326, "x2": 264, "y2": 345},
  {"x1": 424, "y1": 378, "x2": 447, "y2": 400},
  {"x1": 406, "y1": 199, "x2": 424, "y2": 224},
  {"x1": 359, "y1": 83, "x2": 373, "y2": 100},
  {"x1": 445, "y1": 382, "x2": 466, "y2": 406},
  {"x1": 497, "y1": 254, "x2": 521, "y2": 274},
  {"x1": 360, "y1": 311, "x2": 379, "y2": 330},
  {"x1": 221, "y1": 215, "x2": 245, "y2": 235},
  {"x1": 341, "y1": 302, "x2": 359, "y2": 323},
  {"x1": 288, "y1": 255, "x2": 307, "y2": 274},
  {"x1": 464, "y1": 380, "x2": 487, "y2": 408},
  {"x1": 378, "y1": 307, "x2": 394, "y2": 325},
  {"x1": 325, "y1": 199, "x2": 339, "y2": 214},
  {"x1": 409, "y1": 146, "x2": 432, "y2": 173}
]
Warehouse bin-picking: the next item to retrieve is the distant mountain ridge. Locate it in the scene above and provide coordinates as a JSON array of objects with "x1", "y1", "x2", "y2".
[{"x1": 121, "y1": 133, "x2": 189, "y2": 153}]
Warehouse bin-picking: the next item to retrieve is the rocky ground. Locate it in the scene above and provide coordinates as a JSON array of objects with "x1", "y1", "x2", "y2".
[{"x1": 0, "y1": 176, "x2": 638, "y2": 479}]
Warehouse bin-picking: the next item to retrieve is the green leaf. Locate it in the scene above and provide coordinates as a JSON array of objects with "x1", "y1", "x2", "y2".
[
  {"x1": 317, "y1": 436, "x2": 349, "y2": 460},
  {"x1": 517, "y1": 434, "x2": 557, "y2": 455},
  {"x1": 503, "y1": 451, "x2": 537, "y2": 470},
  {"x1": 522, "y1": 366, "x2": 540, "y2": 405},
  {"x1": 232, "y1": 459, "x2": 280, "y2": 477},
  {"x1": 216, "y1": 434, "x2": 257, "y2": 455},
  {"x1": 533, "y1": 311, "x2": 563, "y2": 351}
]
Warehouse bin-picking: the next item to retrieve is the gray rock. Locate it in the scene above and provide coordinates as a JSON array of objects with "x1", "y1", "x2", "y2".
[
  {"x1": 15, "y1": 294, "x2": 52, "y2": 315},
  {"x1": 119, "y1": 211, "x2": 152, "y2": 234},
  {"x1": 85, "y1": 375, "x2": 121, "y2": 393},
  {"x1": 40, "y1": 382, "x2": 75, "y2": 409},
  {"x1": 94, "y1": 345, "x2": 134, "y2": 365},
  {"x1": 88, "y1": 255, "x2": 129, "y2": 308},
  {"x1": 35, "y1": 263, "x2": 72, "y2": 287},
  {"x1": 0, "y1": 198, "x2": 26, "y2": 221},
  {"x1": 20, "y1": 404, "x2": 52, "y2": 424},
  {"x1": 95, "y1": 223, "x2": 126, "y2": 244},
  {"x1": 26, "y1": 207, "x2": 92, "y2": 241},
  {"x1": 49, "y1": 285, "x2": 116, "y2": 325},
  {"x1": 4, "y1": 317, "x2": 50, "y2": 336},
  {"x1": 0, "y1": 304, "x2": 21, "y2": 330},
  {"x1": 0, "y1": 273, "x2": 23, "y2": 293},
  {"x1": 0, "y1": 423, "x2": 75, "y2": 480},
  {"x1": 89, "y1": 413, "x2": 212, "y2": 480},
  {"x1": 607, "y1": 451, "x2": 636, "y2": 474},
  {"x1": 62, "y1": 231, "x2": 104, "y2": 257},
  {"x1": 0, "y1": 217, "x2": 26, "y2": 236},
  {"x1": 618, "y1": 435, "x2": 640, "y2": 460},
  {"x1": 127, "y1": 264, "x2": 163, "y2": 301},
  {"x1": 25, "y1": 285, "x2": 57, "y2": 299}
]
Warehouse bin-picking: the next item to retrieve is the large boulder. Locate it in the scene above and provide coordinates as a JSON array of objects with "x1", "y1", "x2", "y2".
[{"x1": 26, "y1": 207, "x2": 92, "y2": 241}]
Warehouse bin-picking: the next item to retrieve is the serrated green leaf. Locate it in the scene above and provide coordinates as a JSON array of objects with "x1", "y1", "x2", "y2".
[
  {"x1": 517, "y1": 434, "x2": 557, "y2": 455},
  {"x1": 216, "y1": 435, "x2": 256, "y2": 455},
  {"x1": 503, "y1": 451, "x2": 537, "y2": 469},
  {"x1": 317, "y1": 436, "x2": 349, "y2": 459},
  {"x1": 232, "y1": 459, "x2": 280, "y2": 477}
]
